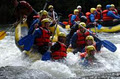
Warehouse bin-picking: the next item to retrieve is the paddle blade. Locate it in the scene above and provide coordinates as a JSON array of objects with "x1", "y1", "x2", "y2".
[
  {"x1": 18, "y1": 35, "x2": 35, "y2": 51},
  {"x1": 0, "y1": 31, "x2": 6, "y2": 40},
  {"x1": 42, "y1": 51, "x2": 51, "y2": 61},
  {"x1": 102, "y1": 40, "x2": 117, "y2": 52},
  {"x1": 18, "y1": 35, "x2": 30, "y2": 45},
  {"x1": 97, "y1": 24, "x2": 102, "y2": 30},
  {"x1": 23, "y1": 35, "x2": 35, "y2": 51}
]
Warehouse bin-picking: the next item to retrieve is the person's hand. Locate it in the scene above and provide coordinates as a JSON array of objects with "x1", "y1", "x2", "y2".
[
  {"x1": 34, "y1": 23, "x2": 39, "y2": 28},
  {"x1": 48, "y1": 42, "x2": 52, "y2": 47}
]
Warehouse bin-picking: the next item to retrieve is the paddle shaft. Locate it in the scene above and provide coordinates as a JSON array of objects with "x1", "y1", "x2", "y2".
[{"x1": 48, "y1": 11, "x2": 58, "y2": 51}]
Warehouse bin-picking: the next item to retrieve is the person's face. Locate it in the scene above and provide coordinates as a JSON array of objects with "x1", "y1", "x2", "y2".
[
  {"x1": 78, "y1": 8, "x2": 82, "y2": 12},
  {"x1": 75, "y1": 12, "x2": 79, "y2": 15},
  {"x1": 79, "y1": 28, "x2": 85, "y2": 33},
  {"x1": 93, "y1": 10, "x2": 96, "y2": 14},
  {"x1": 44, "y1": 22, "x2": 50, "y2": 29},
  {"x1": 58, "y1": 36, "x2": 66, "y2": 43},
  {"x1": 86, "y1": 40, "x2": 93, "y2": 45},
  {"x1": 41, "y1": 15, "x2": 48, "y2": 19},
  {"x1": 111, "y1": 7, "x2": 115, "y2": 10},
  {"x1": 97, "y1": 7, "x2": 101, "y2": 10},
  {"x1": 88, "y1": 50, "x2": 95, "y2": 56},
  {"x1": 50, "y1": 8, "x2": 53, "y2": 11}
]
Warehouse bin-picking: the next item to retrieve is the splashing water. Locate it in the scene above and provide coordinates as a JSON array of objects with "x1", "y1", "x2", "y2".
[{"x1": 0, "y1": 32, "x2": 120, "y2": 78}]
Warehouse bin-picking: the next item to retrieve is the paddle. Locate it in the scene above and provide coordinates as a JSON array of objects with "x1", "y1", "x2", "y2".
[
  {"x1": 79, "y1": 23, "x2": 117, "y2": 52},
  {"x1": 0, "y1": 24, "x2": 17, "y2": 40},
  {"x1": 0, "y1": 18, "x2": 26, "y2": 40},
  {"x1": 18, "y1": 0, "x2": 48, "y2": 51},
  {"x1": 42, "y1": 10, "x2": 58, "y2": 61}
]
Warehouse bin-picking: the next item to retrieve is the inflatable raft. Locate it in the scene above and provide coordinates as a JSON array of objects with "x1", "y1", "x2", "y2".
[
  {"x1": 90, "y1": 24, "x2": 120, "y2": 33},
  {"x1": 15, "y1": 21, "x2": 68, "y2": 61}
]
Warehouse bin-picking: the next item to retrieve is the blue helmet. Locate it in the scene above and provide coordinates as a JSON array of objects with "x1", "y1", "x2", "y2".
[{"x1": 106, "y1": 5, "x2": 111, "y2": 9}]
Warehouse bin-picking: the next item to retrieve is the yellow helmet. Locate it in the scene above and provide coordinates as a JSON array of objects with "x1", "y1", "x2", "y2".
[
  {"x1": 111, "y1": 4, "x2": 115, "y2": 8},
  {"x1": 90, "y1": 8, "x2": 96, "y2": 13},
  {"x1": 86, "y1": 45, "x2": 96, "y2": 54},
  {"x1": 97, "y1": 4, "x2": 102, "y2": 8},
  {"x1": 39, "y1": 10, "x2": 48, "y2": 16},
  {"x1": 58, "y1": 32, "x2": 66, "y2": 37},
  {"x1": 79, "y1": 22, "x2": 86, "y2": 28},
  {"x1": 41, "y1": 18, "x2": 51, "y2": 26},
  {"x1": 74, "y1": 9, "x2": 79, "y2": 14},
  {"x1": 48, "y1": 5, "x2": 53, "y2": 9},
  {"x1": 86, "y1": 35, "x2": 94, "y2": 42}
]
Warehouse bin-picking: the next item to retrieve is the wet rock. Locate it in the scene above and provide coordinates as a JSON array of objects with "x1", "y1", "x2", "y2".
[{"x1": 0, "y1": 66, "x2": 52, "y2": 79}]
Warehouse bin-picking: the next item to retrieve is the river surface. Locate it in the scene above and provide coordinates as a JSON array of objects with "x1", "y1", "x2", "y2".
[{"x1": 0, "y1": 30, "x2": 120, "y2": 79}]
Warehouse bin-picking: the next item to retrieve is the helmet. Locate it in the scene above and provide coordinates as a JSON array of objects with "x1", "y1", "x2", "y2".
[
  {"x1": 39, "y1": 10, "x2": 48, "y2": 16},
  {"x1": 106, "y1": 5, "x2": 111, "y2": 9},
  {"x1": 80, "y1": 16, "x2": 87, "y2": 23},
  {"x1": 77, "y1": 5, "x2": 82, "y2": 9},
  {"x1": 48, "y1": 5, "x2": 53, "y2": 9},
  {"x1": 90, "y1": 8, "x2": 96, "y2": 13},
  {"x1": 97, "y1": 4, "x2": 102, "y2": 8},
  {"x1": 111, "y1": 4, "x2": 115, "y2": 8},
  {"x1": 74, "y1": 9, "x2": 79, "y2": 14},
  {"x1": 58, "y1": 32, "x2": 66, "y2": 37},
  {"x1": 79, "y1": 22, "x2": 86, "y2": 28},
  {"x1": 86, "y1": 45, "x2": 96, "y2": 54},
  {"x1": 41, "y1": 18, "x2": 51, "y2": 26},
  {"x1": 86, "y1": 35, "x2": 94, "y2": 42}
]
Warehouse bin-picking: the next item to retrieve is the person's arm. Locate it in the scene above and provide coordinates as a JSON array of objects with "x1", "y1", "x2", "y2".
[
  {"x1": 33, "y1": 28, "x2": 42, "y2": 38},
  {"x1": 107, "y1": 11, "x2": 120, "y2": 19},
  {"x1": 28, "y1": 19, "x2": 40, "y2": 35},
  {"x1": 70, "y1": 32, "x2": 77, "y2": 48},
  {"x1": 71, "y1": 15, "x2": 76, "y2": 25},
  {"x1": 90, "y1": 14, "x2": 95, "y2": 22}
]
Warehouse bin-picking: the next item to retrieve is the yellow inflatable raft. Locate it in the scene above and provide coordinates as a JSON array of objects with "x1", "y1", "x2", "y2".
[
  {"x1": 90, "y1": 24, "x2": 120, "y2": 33},
  {"x1": 15, "y1": 21, "x2": 68, "y2": 61}
]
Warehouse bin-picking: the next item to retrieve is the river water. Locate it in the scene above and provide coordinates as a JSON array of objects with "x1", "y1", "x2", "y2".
[{"x1": 0, "y1": 31, "x2": 120, "y2": 79}]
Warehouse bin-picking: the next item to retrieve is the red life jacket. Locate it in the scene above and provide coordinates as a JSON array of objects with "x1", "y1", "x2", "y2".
[
  {"x1": 51, "y1": 42, "x2": 67, "y2": 60},
  {"x1": 35, "y1": 27, "x2": 50, "y2": 46},
  {"x1": 86, "y1": 12, "x2": 91, "y2": 24},
  {"x1": 102, "y1": 10, "x2": 114, "y2": 21},
  {"x1": 76, "y1": 30, "x2": 90, "y2": 47},
  {"x1": 95, "y1": 10, "x2": 102, "y2": 20},
  {"x1": 80, "y1": 52, "x2": 87, "y2": 58},
  {"x1": 112, "y1": 9, "x2": 118, "y2": 15},
  {"x1": 68, "y1": 14, "x2": 80, "y2": 26}
]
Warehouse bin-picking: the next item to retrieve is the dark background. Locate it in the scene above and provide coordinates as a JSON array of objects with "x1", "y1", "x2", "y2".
[{"x1": 0, "y1": 0, "x2": 120, "y2": 24}]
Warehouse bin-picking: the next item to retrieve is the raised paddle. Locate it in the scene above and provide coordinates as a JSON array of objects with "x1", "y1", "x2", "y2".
[
  {"x1": 18, "y1": 0, "x2": 48, "y2": 51},
  {"x1": 0, "y1": 24, "x2": 16, "y2": 40},
  {"x1": 79, "y1": 23, "x2": 117, "y2": 52},
  {"x1": 42, "y1": 10, "x2": 58, "y2": 61},
  {"x1": 0, "y1": 18, "x2": 26, "y2": 40}
]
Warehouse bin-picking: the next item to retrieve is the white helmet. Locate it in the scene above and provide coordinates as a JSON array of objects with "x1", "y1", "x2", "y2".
[{"x1": 77, "y1": 5, "x2": 82, "y2": 9}]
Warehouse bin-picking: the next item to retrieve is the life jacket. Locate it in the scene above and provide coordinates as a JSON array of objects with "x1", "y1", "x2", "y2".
[
  {"x1": 35, "y1": 27, "x2": 50, "y2": 46},
  {"x1": 112, "y1": 9, "x2": 118, "y2": 15},
  {"x1": 76, "y1": 30, "x2": 90, "y2": 47},
  {"x1": 86, "y1": 12, "x2": 91, "y2": 24},
  {"x1": 68, "y1": 14, "x2": 80, "y2": 26},
  {"x1": 80, "y1": 52, "x2": 87, "y2": 58},
  {"x1": 95, "y1": 10, "x2": 102, "y2": 20},
  {"x1": 51, "y1": 42, "x2": 67, "y2": 60},
  {"x1": 102, "y1": 10, "x2": 114, "y2": 21}
]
